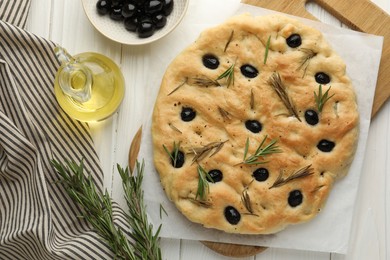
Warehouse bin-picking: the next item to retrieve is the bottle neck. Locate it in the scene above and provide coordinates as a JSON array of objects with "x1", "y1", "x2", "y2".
[{"x1": 54, "y1": 46, "x2": 92, "y2": 103}]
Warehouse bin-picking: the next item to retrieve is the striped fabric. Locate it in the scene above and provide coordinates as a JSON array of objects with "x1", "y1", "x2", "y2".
[
  {"x1": 0, "y1": 2, "x2": 127, "y2": 259},
  {"x1": 0, "y1": 0, "x2": 31, "y2": 29}
]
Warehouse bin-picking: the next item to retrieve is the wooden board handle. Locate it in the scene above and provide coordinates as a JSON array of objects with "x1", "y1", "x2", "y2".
[{"x1": 312, "y1": 0, "x2": 390, "y2": 118}]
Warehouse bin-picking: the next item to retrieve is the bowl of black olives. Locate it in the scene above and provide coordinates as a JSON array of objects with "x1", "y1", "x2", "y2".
[{"x1": 81, "y1": 0, "x2": 189, "y2": 45}]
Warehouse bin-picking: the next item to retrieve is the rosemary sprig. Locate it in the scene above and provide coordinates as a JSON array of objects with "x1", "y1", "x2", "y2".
[
  {"x1": 314, "y1": 85, "x2": 335, "y2": 112},
  {"x1": 187, "y1": 197, "x2": 213, "y2": 208},
  {"x1": 218, "y1": 107, "x2": 231, "y2": 120},
  {"x1": 188, "y1": 140, "x2": 228, "y2": 164},
  {"x1": 269, "y1": 164, "x2": 314, "y2": 189},
  {"x1": 196, "y1": 165, "x2": 214, "y2": 200},
  {"x1": 188, "y1": 77, "x2": 220, "y2": 87},
  {"x1": 216, "y1": 62, "x2": 235, "y2": 87},
  {"x1": 168, "y1": 123, "x2": 182, "y2": 134},
  {"x1": 241, "y1": 189, "x2": 255, "y2": 215},
  {"x1": 51, "y1": 159, "x2": 136, "y2": 259},
  {"x1": 268, "y1": 72, "x2": 301, "y2": 121},
  {"x1": 167, "y1": 78, "x2": 187, "y2": 96},
  {"x1": 250, "y1": 89, "x2": 255, "y2": 110},
  {"x1": 224, "y1": 30, "x2": 234, "y2": 52},
  {"x1": 240, "y1": 136, "x2": 282, "y2": 165},
  {"x1": 263, "y1": 35, "x2": 271, "y2": 64},
  {"x1": 297, "y1": 48, "x2": 316, "y2": 77},
  {"x1": 163, "y1": 141, "x2": 180, "y2": 167},
  {"x1": 51, "y1": 159, "x2": 162, "y2": 260},
  {"x1": 118, "y1": 162, "x2": 162, "y2": 260}
]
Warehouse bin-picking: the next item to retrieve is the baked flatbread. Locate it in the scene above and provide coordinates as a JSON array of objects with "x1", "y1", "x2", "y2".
[{"x1": 151, "y1": 14, "x2": 359, "y2": 234}]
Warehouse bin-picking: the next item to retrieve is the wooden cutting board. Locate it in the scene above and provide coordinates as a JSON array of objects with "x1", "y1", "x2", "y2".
[
  {"x1": 129, "y1": 1, "x2": 390, "y2": 257},
  {"x1": 201, "y1": 0, "x2": 390, "y2": 256}
]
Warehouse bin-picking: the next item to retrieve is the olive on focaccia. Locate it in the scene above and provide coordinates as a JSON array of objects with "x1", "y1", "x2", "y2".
[{"x1": 151, "y1": 14, "x2": 359, "y2": 234}]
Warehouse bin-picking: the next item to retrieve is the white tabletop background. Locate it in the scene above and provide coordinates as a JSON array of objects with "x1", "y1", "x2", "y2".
[{"x1": 26, "y1": 0, "x2": 390, "y2": 259}]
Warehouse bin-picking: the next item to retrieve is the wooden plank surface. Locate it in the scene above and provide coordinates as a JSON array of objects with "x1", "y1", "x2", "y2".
[{"x1": 25, "y1": 0, "x2": 390, "y2": 259}]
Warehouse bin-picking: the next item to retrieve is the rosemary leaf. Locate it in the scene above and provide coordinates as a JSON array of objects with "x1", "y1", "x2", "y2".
[
  {"x1": 314, "y1": 85, "x2": 335, "y2": 112},
  {"x1": 218, "y1": 107, "x2": 231, "y2": 120},
  {"x1": 216, "y1": 62, "x2": 235, "y2": 87},
  {"x1": 224, "y1": 30, "x2": 234, "y2": 52},
  {"x1": 196, "y1": 165, "x2": 214, "y2": 200},
  {"x1": 263, "y1": 35, "x2": 271, "y2": 64},
  {"x1": 188, "y1": 197, "x2": 213, "y2": 208},
  {"x1": 51, "y1": 159, "x2": 138, "y2": 260},
  {"x1": 268, "y1": 72, "x2": 301, "y2": 121},
  {"x1": 269, "y1": 164, "x2": 314, "y2": 189},
  {"x1": 167, "y1": 78, "x2": 187, "y2": 96},
  {"x1": 250, "y1": 89, "x2": 255, "y2": 110},
  {"x1": 168, "y1": 123, "x2": 182, "y2": 134},
  {"x1": 159, "y1": 204, "x2": 168, "y2": 219},
  {"x1": 241, "y1": 136, "x2": 282, "y2": 165}
]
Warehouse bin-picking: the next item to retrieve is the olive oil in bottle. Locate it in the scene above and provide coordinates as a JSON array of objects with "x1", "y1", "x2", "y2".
[{"x1": 54, "y1": 47, "x2": 125, "y2": 122}]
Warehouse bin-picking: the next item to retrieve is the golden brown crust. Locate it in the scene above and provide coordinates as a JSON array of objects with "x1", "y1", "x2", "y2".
[{"x1": 151, "y1": 14, "x2": 359, "y2": 234}]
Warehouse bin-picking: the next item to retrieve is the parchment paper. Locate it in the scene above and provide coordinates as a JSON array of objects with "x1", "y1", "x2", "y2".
[{"x1": 138, "y1": 0, "x2": 383, "y2": 254}]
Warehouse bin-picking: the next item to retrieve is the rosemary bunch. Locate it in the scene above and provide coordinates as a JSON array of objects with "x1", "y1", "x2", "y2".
[{"x1": 51, "y1": 159, "x2": 162, "y2": 260}]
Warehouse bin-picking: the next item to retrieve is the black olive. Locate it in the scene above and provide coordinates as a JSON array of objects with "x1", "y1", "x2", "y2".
[
  {"x1": 240, "y1": 64, "x2": 259, "y2": 78},
  {"x1": 253, "y1": 168, "x2": 269, "y2": 182},
  {"x1": 96, "y1": 0, "x2": 112, "y2": 15},
  {"x1": 162, "y1": 0, "x2": 174, "y2": 16},
  {"x1": 122, "y1": 3, "x2": 136, "y2": 18},
  {"x1": 137, "y1": 20, "x2": 156, "y2": 38},
  {"x1": 202, "y1": 54, "x2": 219, "y2": 70},
  {"x1": 207, "y1": 169, "x2": 223, "y2": 183},
  {"x1": 111, "y1": 0, "x2": 122, "y2": 5},
  {"x1": 152, "y1": 13, "x2": 167, "y2": 29},
  {"x1": 288, "y1": 190, "x2": 303, "y2": 207},
  {"x1": 181, "y1": 107, "x2": 196, "y2": 122},
  {"x1": 171, "y1": 150, "x2": 185, "y2": 168},
  {"x1": 145, "y1": 0, "x2": 163, "y2": 14},
  {"x1": 124, "y1": 16, "x2": 139, "y2": 31},
  {"x1": 245, "y1": 120, "x2": 262, "y2": 133},
  {"x1": 110, "y1": 6, "x2": 124, "y2": 21},
  {"x1": 317, "y1": 139, "x2": 335, "y2": 152},
  {"x1": 315, "y1": 72, "x2": 331, "y2": 84},
  {"x1": 224, "y1": 206, "x2": 241, "y2": 225},
  {"x1": 286, "y1": 34, "x2": 302, "y2": 48},
  {"x1": 133, "y1": 0, "x2": 146, "y2": 6},
  {"x1": 304, "y1": 109, "x2": 319, "y2": 125}
]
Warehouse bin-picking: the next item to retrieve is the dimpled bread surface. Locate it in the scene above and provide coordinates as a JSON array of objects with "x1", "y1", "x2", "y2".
[{"x1": 151, "y1": 14, "x2": 359, "y2": 234}]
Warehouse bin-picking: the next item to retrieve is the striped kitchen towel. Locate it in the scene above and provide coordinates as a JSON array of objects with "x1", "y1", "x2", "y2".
[{"x1": 0, "y1": 1, "x2": 127, "y2": 259}]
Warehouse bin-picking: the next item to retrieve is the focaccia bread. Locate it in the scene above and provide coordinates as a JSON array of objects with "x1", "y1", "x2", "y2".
[{"x1": 151, "y1": 14, "x2": 359, "y2": 234}]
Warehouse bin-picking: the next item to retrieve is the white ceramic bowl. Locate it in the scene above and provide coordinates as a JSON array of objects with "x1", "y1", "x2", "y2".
[{"x1": 81, "y1": 0, "x2": 189, "y2": 45}]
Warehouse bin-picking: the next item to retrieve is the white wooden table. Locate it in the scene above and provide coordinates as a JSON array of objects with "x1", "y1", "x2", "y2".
[{"x1": 26, "y1": 0, "x2": 390, "y2": 259}]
